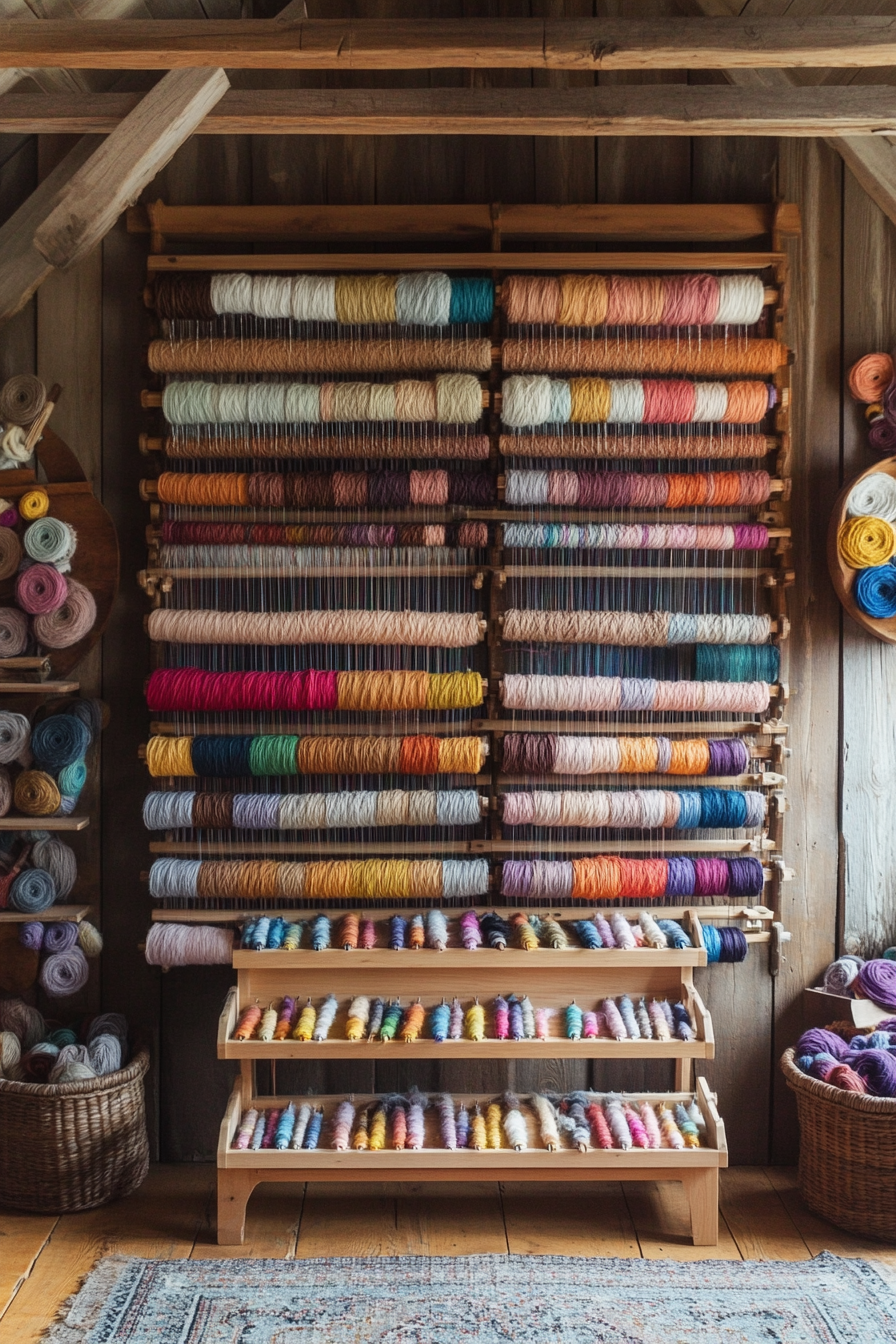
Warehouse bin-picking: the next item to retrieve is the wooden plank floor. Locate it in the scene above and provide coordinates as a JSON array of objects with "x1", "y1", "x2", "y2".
[{"x1": 2, "y1": 1166, "x2": 895, "y2": 1343}]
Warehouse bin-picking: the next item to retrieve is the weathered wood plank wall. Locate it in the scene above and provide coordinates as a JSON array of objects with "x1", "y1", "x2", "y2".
[{"x1": 2, "y1": 0, "x2": 896, "y2": 1166}]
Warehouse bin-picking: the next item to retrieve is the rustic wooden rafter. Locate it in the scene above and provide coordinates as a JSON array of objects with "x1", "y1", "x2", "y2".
[
  {"x1": 1, "y1": 16, "x2": 896, "y2": 71},
  {"x1": 3, "y1": 84, "x2": 896, "y2": 137}
]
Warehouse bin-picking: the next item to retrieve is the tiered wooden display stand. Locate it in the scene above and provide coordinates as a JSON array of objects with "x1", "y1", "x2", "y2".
[
  {"x1": 0, "y1": 427, "x2": 118, "y2": 928},
  {"x1": 135, "y1": 199, "x2": 794, "y2": 1244}
]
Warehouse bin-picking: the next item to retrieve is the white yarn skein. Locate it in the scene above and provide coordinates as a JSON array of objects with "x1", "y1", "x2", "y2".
[
  {"x1": 693, "y1": 382, "x2": 730, "y2": 423},
  {"x1": 608, "y1": 380, "x2": 645, "y2": 424},
  {"x1": 501, "y1": 375, "x2": 553, "y2": 429},
  {"x1": 715, "y1": 274, "x2": 765, "y2": 326},
  {"x1": 846, "y1": 472, "x2": 896, "y2": 523}
]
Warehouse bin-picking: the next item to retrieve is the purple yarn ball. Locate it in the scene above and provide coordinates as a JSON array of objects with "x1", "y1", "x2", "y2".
[
  {"x1": 18, "y1": 921, "x2": 44, "y2": 951},
  {"x1": 847, "y1": 1048, "x2": 896, "y2": 1097},
  {"x1": 42, "y1": 920, "x2": 79, "y2": 954},
  {"x1": 796, "y1": 1028, "x2": 850, "y2": 1061},
  {"x1": 856, "y1": 959, "x2": 896, "y2": 1011}
]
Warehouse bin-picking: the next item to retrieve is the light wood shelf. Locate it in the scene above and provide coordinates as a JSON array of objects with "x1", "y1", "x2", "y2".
[{"x1": 216, "y1": 1076, "x2": 728, "y2": 1246}]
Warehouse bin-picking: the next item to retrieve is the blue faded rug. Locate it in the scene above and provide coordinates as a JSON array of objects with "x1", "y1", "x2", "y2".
[{"x1": 45, "y1": 1251, "x2": 896, "y2": 1343}]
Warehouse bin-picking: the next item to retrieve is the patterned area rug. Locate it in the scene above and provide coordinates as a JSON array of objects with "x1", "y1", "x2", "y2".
[{"x1": 45, "y1": 1251, "x2": 896, "y2": 1343}]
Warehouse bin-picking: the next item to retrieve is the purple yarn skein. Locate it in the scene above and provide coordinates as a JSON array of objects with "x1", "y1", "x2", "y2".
[{"x1": 856, "y1": 960, "x2": 896, "y2": 1011}]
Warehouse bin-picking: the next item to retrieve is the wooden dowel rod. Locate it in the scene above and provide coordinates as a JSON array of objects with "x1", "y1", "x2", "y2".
[
  {"x1": 141, "y1": 612, "x2": 488, "y2": 639},
  {"x1": 140, "y1": 388, "x2": 492, "y2": 410}
]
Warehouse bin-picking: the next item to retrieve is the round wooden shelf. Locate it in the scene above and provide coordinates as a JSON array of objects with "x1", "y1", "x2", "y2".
[{"x1": 827, "y1": 454, "x2": 896, "y2": 644}]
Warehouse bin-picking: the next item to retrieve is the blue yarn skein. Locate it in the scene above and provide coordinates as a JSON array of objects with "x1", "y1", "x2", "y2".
[
  {"x1": 9, "y1": 867, "x2": 56, "y2": 913},
  {"x1": 854, "y1": 563, "x2": 896, "y2": 619},
  {"x1": 448, "y1": 277, "x2": 494, "y2": 325},
  {"x1": 31, "y1": 714, "x2": 90, "y2": 771}
]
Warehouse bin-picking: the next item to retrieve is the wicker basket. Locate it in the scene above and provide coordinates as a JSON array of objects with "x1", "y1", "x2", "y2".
[
  {"x1": 781, "y1": 1047, "x2": 896, "y2": 1241},
  {"x1": 0, "y1": 1047, "x2": 150, "y2": 1213}
]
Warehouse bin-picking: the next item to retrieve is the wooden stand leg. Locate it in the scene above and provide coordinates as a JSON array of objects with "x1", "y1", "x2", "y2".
[
  {"x1": 674, "y1": 1058, "x2": 693, "y2": 1090},
  {"x1": 683, "y1": 1168, "x2": 719, "y2": 1246},
  {"x1": 217, "y1": 1169, "x2": 257, "y2": 1245}
]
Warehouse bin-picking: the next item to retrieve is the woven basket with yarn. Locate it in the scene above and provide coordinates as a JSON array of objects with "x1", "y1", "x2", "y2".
[
  {"x1": 0, "y1": 1046, "x2": 149, "y2": 1213},
  {"x1": 781, "y1": 1047, "x2": 896, "y2": 1240}
]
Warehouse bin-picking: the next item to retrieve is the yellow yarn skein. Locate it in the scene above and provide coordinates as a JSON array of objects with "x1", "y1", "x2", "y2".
[
  {"x1": 146, "y1": 736, "x2": 195, "y2": 777},
  {"x1": 464, "y1": 1001, "x2": 485, "y2": 1042},
  {"x1": 19, "y1": 488, "x2": 49, "y2": 520},
  {"x1": 470, "y1": 1106, "x2": 487, "y2": 1150},
  {"x1": 486, "y1": 1102, "x2": 503, "y2": 1149},
  {"x1": 839, "y1": 515, "x2": 896, "y2": 568},
  {"x1": 292, "y1": 1000, "x2": 316, "y2": 1041}
]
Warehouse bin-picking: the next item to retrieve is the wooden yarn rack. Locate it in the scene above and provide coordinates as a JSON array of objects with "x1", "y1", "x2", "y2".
[{"x1": 136, "y1": 199, "x2": 795, "y2": 1244}]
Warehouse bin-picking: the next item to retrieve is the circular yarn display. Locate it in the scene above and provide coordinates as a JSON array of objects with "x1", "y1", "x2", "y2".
[{"x1": 838, "y1": 515, "x2": 896, "y2": 568}]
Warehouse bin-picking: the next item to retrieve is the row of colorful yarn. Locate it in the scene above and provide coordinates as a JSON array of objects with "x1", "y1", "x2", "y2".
[
  {"x1": 0, "y1": 700, "x2": 104, "y2": 819},
  {"x1": 0, "y1": 491, "x2": 97, "y2": 654},
  {"x1": 239, "y1": 909, "x2": 693, "y2": 953},
  {"x1": 231, "y1": 994, "x2": 696, "y2": 1045},
  {"x1": 794, "y1": 1025, "x2": 896, "y2": 1097},
  {"x1": 836, "y1": 470, "x2": 896, "y2": 619},
  {"x1": 0, "y1": 1001, "x2": 128, "y2": 1082},
  {"x1": 231, "y1": 1090, "x2": 705, "y2": 1153},
  {"x1": 153, "y1": 269, "x2": 765, "y2": 329}
]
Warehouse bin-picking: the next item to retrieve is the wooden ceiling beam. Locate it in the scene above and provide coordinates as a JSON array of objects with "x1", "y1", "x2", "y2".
[
  {"x1": 1, "y1": 16, "x2": 896, "y2": 71},
  {"x1": 2, "y1": 85, "x2": 896, "y2": 137},
  {"x1": 32, "y1": 66, "x2": 229, "y2": 271}
]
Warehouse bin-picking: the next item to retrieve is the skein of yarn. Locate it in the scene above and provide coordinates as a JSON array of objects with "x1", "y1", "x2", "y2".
[
  {"x1": 39, "y1": 946, "x2": 89, "y2": 997},
  {"x1": 856, "y1": 959, "x2": 896, "y2": 1011},
  {"x1": 823, "y1": 955, "x2": 865, "y2": 995},
  {"x1": 144, "y1": 921, "x2": 234, "y2": 967}
]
